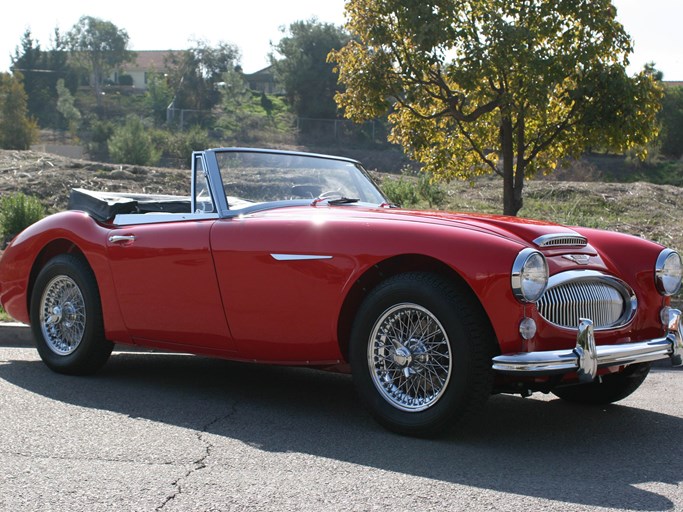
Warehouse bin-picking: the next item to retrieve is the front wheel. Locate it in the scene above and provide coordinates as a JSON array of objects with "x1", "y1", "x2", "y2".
[
  {"x1": 30, "y1": 254, "x2": 113, "y2": 375},
  {"x1": 552, "y1": 363, "x2": 651, "y2": 405},
  {"x1": 349, "y1": 272, "x2": 495, "y2": 437}
]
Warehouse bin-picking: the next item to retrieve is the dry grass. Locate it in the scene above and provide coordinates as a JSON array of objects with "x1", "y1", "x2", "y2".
[{"x1": 1, "y1": 149, "x2": 682, "y2": 251}]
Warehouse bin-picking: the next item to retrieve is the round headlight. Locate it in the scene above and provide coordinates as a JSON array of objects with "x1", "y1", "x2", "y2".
[
  {"x1": 655, "y1": 249, "x2": 682, "y2": 296},
  {"x1": 512, "y1": 249, "x2": 549, "y2": 303}
]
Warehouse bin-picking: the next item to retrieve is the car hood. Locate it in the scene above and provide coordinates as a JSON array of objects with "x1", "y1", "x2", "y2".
[{"x1": 346, "y1": 207, "x2": 586, "y2": 249}]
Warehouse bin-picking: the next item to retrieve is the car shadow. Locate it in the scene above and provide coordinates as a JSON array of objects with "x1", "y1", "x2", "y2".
[{"x1": 0, "y1": 351, "x2": 680, "y2": 511}]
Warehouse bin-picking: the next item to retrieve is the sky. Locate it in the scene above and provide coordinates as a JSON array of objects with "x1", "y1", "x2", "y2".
[{"x1": 1, "y1": 0, "x2": 681, "y2": 80}]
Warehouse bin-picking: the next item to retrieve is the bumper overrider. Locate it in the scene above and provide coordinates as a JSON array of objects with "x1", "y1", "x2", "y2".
[{"x1": 492, "y1": 309, "x2": 683, "y2": 382}]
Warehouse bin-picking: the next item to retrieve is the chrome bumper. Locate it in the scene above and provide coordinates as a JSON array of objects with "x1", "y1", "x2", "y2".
[{"x1": 492, "y1": 309, "x2": 683, "y2": 382}]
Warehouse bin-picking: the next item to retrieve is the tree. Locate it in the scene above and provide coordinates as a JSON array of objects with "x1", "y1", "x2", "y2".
[
  {"x1": 659, "y1": 85, "x2": 683, "y2": 159},
  {"x1": 166, "y1": 41, "x2": 240, "y2": 116},
  {"x1": 11, "y1": 28, "x2": 77, "y2": 127},
  {"x1": 331, "y1": 0, "x2": 663, "y2": 215},
  {"x1": 67, "y1": 16, "x2": 134, "y2": 109},
  {"x1": 145, "y1": 73, "x2": 174, "y2": 126},
  {"x1": 0, "y1": 72, "x2": 38, "y2": 150},
  {"x1": 217, "y1": 69, "x2": 291, "y2": 141},
  {"x1": 56, "y1": 78, "x2": 81, "y2": 136},
  {"x1": 271, "y1": 19, "x2": 350, "y2": 119}
]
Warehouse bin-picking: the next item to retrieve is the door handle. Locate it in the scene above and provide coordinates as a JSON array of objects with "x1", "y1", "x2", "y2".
[{"x1": 109, "y1": 235, "x2": 136, "y2": 244}]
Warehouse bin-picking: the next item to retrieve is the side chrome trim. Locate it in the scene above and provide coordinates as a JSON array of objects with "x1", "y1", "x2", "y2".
[
  {"x1": 492, "y1": 310, "x2": 683, "y2": 379},
  {"x1": 113, "y1": 213, "x2": 220, "y2": 225},
  {"x1": 534, "y1": 232, "x2": 587, "y2": 248},
  {"x1": 271, "y1": 254, "x2": 333, "y2": 261}
]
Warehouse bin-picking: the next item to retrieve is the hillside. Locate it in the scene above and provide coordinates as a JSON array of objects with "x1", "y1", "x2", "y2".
[{"x1": 2, "y1": 149, "x2": 683, "y2": 254}]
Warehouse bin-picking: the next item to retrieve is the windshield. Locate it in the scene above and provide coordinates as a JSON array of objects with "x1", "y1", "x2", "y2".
[{"x1": 214, "y1": 150, "x2": 387, "y2": 209}]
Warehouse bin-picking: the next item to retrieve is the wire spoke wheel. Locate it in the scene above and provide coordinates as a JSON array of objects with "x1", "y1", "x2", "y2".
[
  {"x1": 368, "y1": 303, "x2": 452, "y2": 412},
  {"x1": 39, "y1": 275, "x2": 86, "y2": 356}
]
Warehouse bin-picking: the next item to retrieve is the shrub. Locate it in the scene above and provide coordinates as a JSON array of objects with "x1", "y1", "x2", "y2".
[
  {"x1": 86, "y1": 119, "x2": 115, "y2": 161},
  {"x1": 382, "y1": 168, "x2": 446, "y2": 209},
  {"x1": 162, "y1": 127, "x2": 212, "y2": 168},
  {"x1": 381, "y1": 176, "x2": 420, "y2": 207},
  {"x1": 418, "y1": 172, "x2": 446, "y2": 208},
  {"x1": 0, "y1": 192, "x2": 46, "y2": 243},
  {"x1": 109, "y1": 116, "x2": 160, "y2": 166}
]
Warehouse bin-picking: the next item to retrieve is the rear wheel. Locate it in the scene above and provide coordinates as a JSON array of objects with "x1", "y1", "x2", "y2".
[
  {"x1": 552, "y1": 363, "x2": 651, "y2": 404},
  {"x1": 349, "y1": 272, "x2": 495, "y2": 437},
  {"x1": 30, "y1": 254, "x2": 113, "y2": 375}
]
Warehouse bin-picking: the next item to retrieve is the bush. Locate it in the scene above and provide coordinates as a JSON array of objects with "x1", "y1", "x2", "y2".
[
  {"x1": 161, "y1": 126, "x2": 212, "y2": 168},
  {"x1": 418, "y1": 172, "x2": 446, "y2": 208},
  {"x1": 85, "y1": 119, "x2": 115, "y2": 161},
  {"x1": 109, "y1": 116, "x2": 160, "y2": 166},
  {"x1": 382, "y1": 168, "x2": 446, "y2": 209},
  {"x1": 0, "y1": 192, "x2": 46, "y2": 243},
  {"x1": 381, "y1": 176, "x2": 420, "y2": 207}
]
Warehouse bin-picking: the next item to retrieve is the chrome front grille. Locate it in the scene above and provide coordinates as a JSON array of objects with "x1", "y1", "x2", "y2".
[{"x1": 537, "y1": 272, "x2": 636, "y2": 330}]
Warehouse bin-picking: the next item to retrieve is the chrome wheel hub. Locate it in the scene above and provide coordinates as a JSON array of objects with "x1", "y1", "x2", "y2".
[
  {"x1": 39, "y1": 276, "x2": 86, "y2": 356},
  {"x1": 368, "y1": 303, "x2": 452, "y2": 412}
]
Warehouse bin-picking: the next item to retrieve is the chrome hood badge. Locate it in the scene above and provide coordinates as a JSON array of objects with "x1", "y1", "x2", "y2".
[{"x1": 563, "y1": 254, "x2": 591, "y2": 265}]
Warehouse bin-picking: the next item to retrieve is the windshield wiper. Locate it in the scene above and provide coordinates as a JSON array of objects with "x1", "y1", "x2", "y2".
[
  {"x1": 328, "y1": 197, "x2": 359, "y2": 205},
  {"x1": 311, "y1": 195, "x2": 360, "y2": 206}
]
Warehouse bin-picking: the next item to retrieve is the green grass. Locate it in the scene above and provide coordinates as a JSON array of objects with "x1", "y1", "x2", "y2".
[{"x1": 0, "y1": 306, "x2": 14, "y2": 322}]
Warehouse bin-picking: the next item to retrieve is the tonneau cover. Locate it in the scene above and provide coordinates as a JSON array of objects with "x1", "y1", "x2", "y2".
[{"x1": 68, "y1": 188, "x2": 191, "y2": 222}]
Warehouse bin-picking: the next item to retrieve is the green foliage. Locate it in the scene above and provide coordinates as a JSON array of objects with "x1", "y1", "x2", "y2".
[
  {"x1": 0, "y1": 72, "x2": 38, "y2": 149},
  {"x1": 0, "y1": 192, "x2": 46, "y2": 240},
  {"x1": 382, "y1": 176, "x2": 420, "y2": 207},
  {"x1": 11, "y1": 29, "x2": 78, "y2": 128},
  {"x1": 85, "y1": 119, "x2": 115, "y2": 160},
  {"x1": 67, "y1": 16, "x2": 134, "y2": 109},
  {"x1": 159, "y1": 126, "x2": 212, "y2": 167},
  {"x1": 659, "y1": 86, "x2": 683, "y2": 159},
  {"x1": 218, "y1": 70, "x2": 294, "y2": 142},
  {"x1": 108, "y1": 116, "x2": 160, "y2": 165},
  {"x1": 417, "y1": 171, "x2": 446, "y2": 209},
  {"x1": 145, "y1": 74, "x2": 174, "y2": 126},
  {"x1": 118, "y1": 74, "x2": 134, "y2": 86},
  {"x1": 56, "y1": 79, "x2": 81, "y2": 135},
  {"x1": 166, "y1": 41, "x2": 240, "y2": 114},
  {"x1": 332, "y1": 0, "x2": 663, "y2": 216},
  {"x1": 382, "y1": 168, "x2": 445, "y2": 208},
  {"x1": 271, "y1": 19, "x2": 350, "y2": 119}
]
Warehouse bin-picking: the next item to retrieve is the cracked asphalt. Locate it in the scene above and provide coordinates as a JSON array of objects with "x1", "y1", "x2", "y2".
[{"x1": 0, "y1": 347, "x2": 681, "y2": 512}]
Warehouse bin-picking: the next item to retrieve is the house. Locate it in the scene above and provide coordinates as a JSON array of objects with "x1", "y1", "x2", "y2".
[
  {"x1": 113, "y1": 50, "x2": 182, "y2": 90},
  {"x1": 243, "y1": 65, "x2": 283, "y2": 95}
]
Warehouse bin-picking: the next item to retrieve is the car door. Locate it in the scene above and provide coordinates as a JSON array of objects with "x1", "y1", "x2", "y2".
[
  {"x1": 106, "y1": 219, "x2": 235, "y2": 352},
  {"x1": 209, "y1": 212, "x2": 357, "y2": 363}
]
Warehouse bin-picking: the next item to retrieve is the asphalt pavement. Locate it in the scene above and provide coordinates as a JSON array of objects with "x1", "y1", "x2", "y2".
[{"x1": 0, "y1": 328, "x2": 681, "y2": 511}]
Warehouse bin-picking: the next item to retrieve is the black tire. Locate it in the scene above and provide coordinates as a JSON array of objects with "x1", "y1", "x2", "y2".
[
  {"x1": 552, "y1": 363, "x2": 651, "y2": 405},
  {"x1": 349, "y1": 272, "x2": 495, "y2": 437},
  {"x1": 30, "y1": 254, "x2": 113, "y2": 375}
]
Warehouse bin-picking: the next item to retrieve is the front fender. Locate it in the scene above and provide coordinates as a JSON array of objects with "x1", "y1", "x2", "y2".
[{"x1": 0, "y1": 211, "x2": 131, "y2": 344}]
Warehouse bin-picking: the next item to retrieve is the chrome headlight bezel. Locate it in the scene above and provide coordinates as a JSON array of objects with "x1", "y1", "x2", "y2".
[
  {"x1": 655, "y1": 249, "x2": 683, "y2": 296},
  {"x1": 512, "y1": 248, "x2": 549, "y2": 303}
]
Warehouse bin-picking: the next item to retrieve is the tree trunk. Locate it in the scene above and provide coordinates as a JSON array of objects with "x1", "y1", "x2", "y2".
[{"x1": 501, "y1": 116, "x2": 523, "y2": 216}]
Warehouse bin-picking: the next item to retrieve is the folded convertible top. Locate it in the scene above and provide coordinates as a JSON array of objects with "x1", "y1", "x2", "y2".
[{"x1": 68, "y1": 188, "x2": 191, "y2": 222}]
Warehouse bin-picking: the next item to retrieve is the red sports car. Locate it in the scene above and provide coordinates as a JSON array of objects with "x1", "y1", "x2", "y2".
[{"x1": 1, "y1": 148, "x2": 681, "y2": 436}]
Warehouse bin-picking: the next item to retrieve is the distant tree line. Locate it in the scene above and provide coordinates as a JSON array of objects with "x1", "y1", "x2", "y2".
[
  {"x1": 0, "y1": 16, "x2": 354, "y2": 158},
  {"x1": 0, "y1": 8, "x2": 681, "y2": 185}
]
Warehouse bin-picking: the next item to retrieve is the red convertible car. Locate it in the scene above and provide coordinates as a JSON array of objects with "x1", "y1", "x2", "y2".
[{"x1": 1, "y1": 148, "x2": 681, "y2": 436}]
